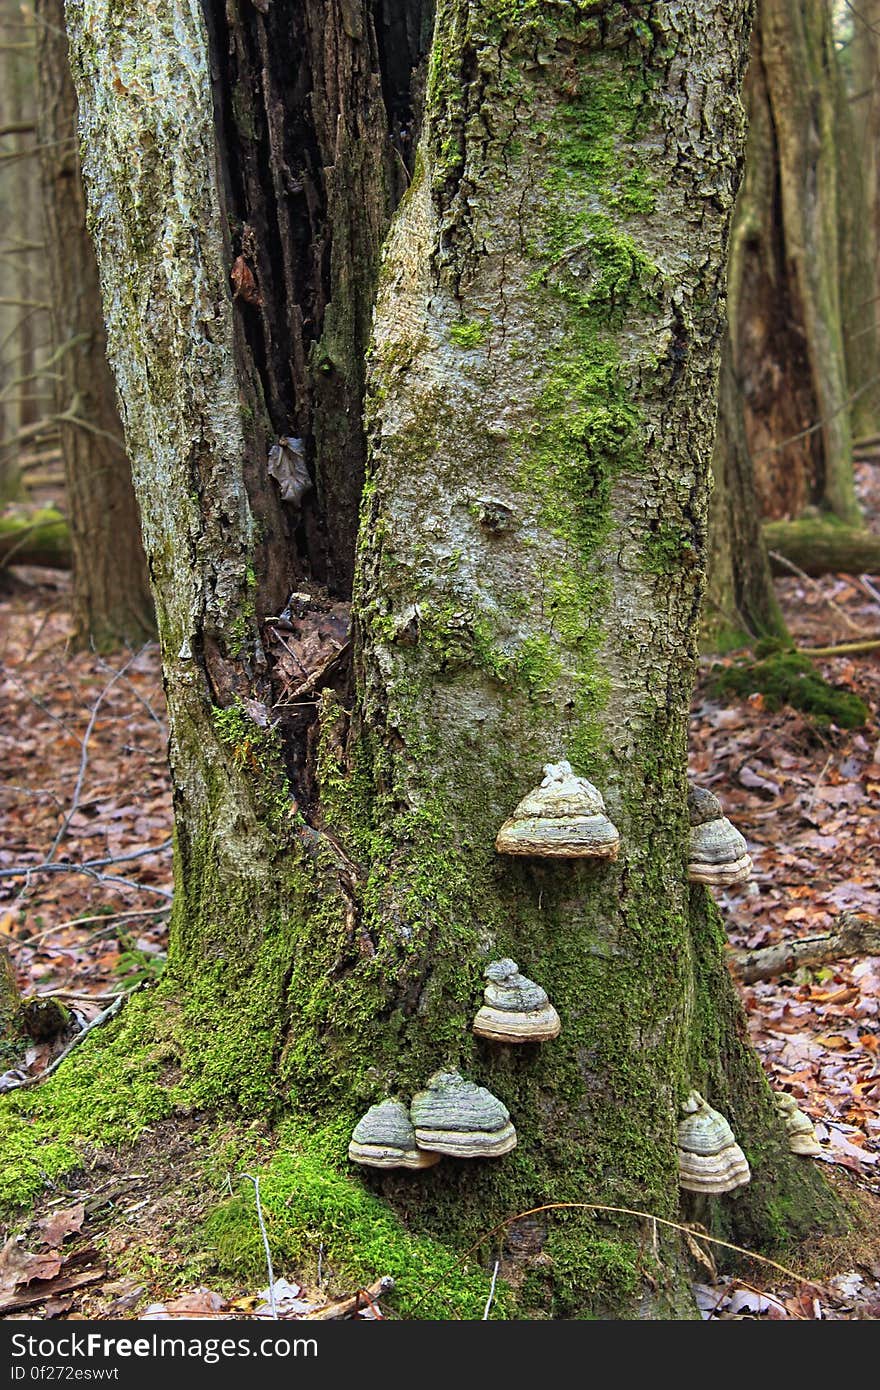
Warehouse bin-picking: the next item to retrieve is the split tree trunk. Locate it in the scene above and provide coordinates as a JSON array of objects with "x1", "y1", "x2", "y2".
[
  {"x1": 35, "y1": 0, "x2": 154, "y2": 648},
  {"x1": 65, "y1": 0, "x2": 844, "y2": 1318}
]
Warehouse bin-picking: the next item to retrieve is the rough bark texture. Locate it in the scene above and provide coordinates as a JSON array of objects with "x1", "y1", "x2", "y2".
[
  {"x1": 729, "y1": 0, "x2": 861, "y2": 524},
  {"x1": 704, "y1": 329, "x2": 787, "y2": 647},
  {"x1": 63, "y1": 0, "x2": 844, "y2": 1318},
  {"x1": 34, "y1": 0, "x2": 154, "y2": 649}
]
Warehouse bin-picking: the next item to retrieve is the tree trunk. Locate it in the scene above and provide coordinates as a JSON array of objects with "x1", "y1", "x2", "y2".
[
  {"x1": 849, "y1": 0, "x2": 880, "y2": 354},
  {"x1": 729, "y1": 0, "x2": 861, "y2": 525},
  {"x1": 0, "y1": 0, "x2": 43, "y2": 502},
  {"x1": 35, "y1": 0, "x2": 154, "y2": 650},
  {"x1": 833, "y1": 10, "x2": 880, "y2": 443},
  {"x1": 64, "y1": 0, "x2": 845, "y2": 1318},
  {"x1": 0, "y1": 945, "x2": 25, "y2": 1069},
  {"x1": 704, "y1": 329, "x2": 787, "y2": 648}
]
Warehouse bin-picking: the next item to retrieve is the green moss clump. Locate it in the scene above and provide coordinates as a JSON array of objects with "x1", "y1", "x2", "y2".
[
  {"x1": 707, "y1": 653, "x2": 869, "y2": 728},
  {"x1": 203, "y1": 1121, "x2": 509, "y2": 1319},
  {"x1": 449, "y1": 319, "x2": 488, "y2": 348},
  {"x1": 0, "y1": 993, "x2": 178, "y2": 1214},
  {"x1": 212, "y1": 700, "x2": 298, "y2": 829}
]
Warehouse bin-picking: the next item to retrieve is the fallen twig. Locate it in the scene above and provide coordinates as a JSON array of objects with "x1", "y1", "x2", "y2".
[
  {"x1": 241, "y1": 1174, "x2": 277, "y2": 1321},
  {"x1": 9, "y1": 905, "x2": 170, "y2": 953},
  {"x1": 767, "y1": 551, "x2": 873, "y2": 636},
  {"x1": 304, "y1": 1276, "x2": 395, "y2": 1320},
  {"x1": 483, "y1": 1260, "x2": 500, "y2": 1320},
  {"x1": 796, "y1": 639, "x2": 880, "y2": 657},
  {"x1": 407, "y1": 1202, "x2": 826, "y2": 1318},
  {"x1": 730, "y1": 912, "x2": 880, "y2": 984}
]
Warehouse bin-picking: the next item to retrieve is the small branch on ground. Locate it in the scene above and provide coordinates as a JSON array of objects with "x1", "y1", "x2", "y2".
[
  {"x1": 730, "y1": 913, "x2": 880, "y2": 984},
  {"x1": 796, "y1": 639, "x2": 880, "y2": 657},
  {"x1": 304, "y1": 1276, "x2": 395, "y2": 1321}
]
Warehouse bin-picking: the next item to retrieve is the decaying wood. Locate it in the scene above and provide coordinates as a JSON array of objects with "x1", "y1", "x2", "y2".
[
  {"x1": 764, "y1": 520, "x2": 880, "y2": 576},
  {"x1": 303, "y1": 1274, "x2": 394, "y2": 1320},
  {"x1": 731, "y1": 913, "x2": 880, "y2": 983},
  {"x1": 0, "y1": 510, "x2": 70, "y2": 568}
]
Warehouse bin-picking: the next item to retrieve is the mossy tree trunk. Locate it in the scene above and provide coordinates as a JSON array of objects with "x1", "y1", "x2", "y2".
[
  {"x1": 0, "y1": 944, "x2": 25, "y2": 1069},
  {"x1": 65, "y1": 0, "x2": 845, "y2": 1318},
  {"x1": 35, "y1": 0, "x2": 154, "y2": 648},
  {"x1": 704, "y1": 329, "x2": 787, "y2": 649},
  {"x1": 728, "y1": 0, "x2": 863, "y2": 525}
]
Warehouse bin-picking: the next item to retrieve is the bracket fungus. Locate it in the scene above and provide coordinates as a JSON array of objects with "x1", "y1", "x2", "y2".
[
  {"x1": 775, "y1": 1093, "x2": 821, "y2": 1156},
  {"x1": 495, "y1": 760, "x2": 619, "y2": 859},
  {"x1": 348, "y1": 1099, "x2": 441, "y2": 1170},
  {"x1": 677, "y1": 1090, "x2": 751, "y2": 1194},
  {"x1": 410, "y1": 1070, "x2": 517, "y2": 1158},
  {"x1": 473, "y1": 958, "x2": 561, "y2": 1043},
  {"x1": 687, "y1": 784, "x2": 752, "y2": 886}
]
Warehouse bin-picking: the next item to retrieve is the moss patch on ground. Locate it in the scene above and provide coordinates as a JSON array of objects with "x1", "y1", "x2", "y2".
[
  {"x1": 706, "y1": 653, "x2": 869, "y2": 729},
  {"x1": 204, "y1": 1119, "x2": 508, "y2": 1319},
  {"x1": 0, "y1": 991, "x2": 179, "y2": 1214}
]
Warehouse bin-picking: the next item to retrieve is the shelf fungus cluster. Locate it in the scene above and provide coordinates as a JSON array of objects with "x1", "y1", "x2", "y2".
[
  {"x1": 775, "y1": 1093, "x2": 821, "y2": 1156},
  {"x1": 473, "y1": 958, "x2": 561, "y2": 1043},
  {"x1": 495, "y1": 761, "x2": 620, "y2": 859},
  {"x1": 688, "y1": 785, "x2": 752, "y2": 886},
  {"x1": 348, "y1": 1072, "x2": 516, "y2": 1170},
  {"x1": 678, "y1": 1090, "x2": 751, "y2": 1194}
]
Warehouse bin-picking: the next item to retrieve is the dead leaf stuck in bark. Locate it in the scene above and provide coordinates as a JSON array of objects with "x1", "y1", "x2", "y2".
[
  {"x1": 230, "y1": 255, "x2": 262, "y2": 306},
  {"x1": 268, "y1": 437, "x2": 312, "y2": 507}
]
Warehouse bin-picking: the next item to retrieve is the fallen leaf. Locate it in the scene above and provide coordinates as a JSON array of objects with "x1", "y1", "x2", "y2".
[{"x1": 35, "y1": 1203, "x2": 85, "y2": 1247}]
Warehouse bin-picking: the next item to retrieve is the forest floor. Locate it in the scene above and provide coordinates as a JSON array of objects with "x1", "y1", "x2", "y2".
[{"x1": 1, "y1": 471, "x2": 880, "y2": 1319}]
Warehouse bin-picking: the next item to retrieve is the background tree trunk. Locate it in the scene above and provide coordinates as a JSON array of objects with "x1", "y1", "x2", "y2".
[
  {"x1": 65, "y1": 0, "x2": 845, "y2": 1317},
  {"x1": 704, "y1": 330, "x2": 788, "y2": 648},
  {"x1": 849, "y1": 0, "x2": 880, "y2": 365},
  {"x1": 0, "y1": 0, "x2": 44, "y2": 501},
  {"x1": 35, "y1": 0, "x2": 153, "y2": 648},
  {"x1": 729, "y1": 0, "x2": 862, "y2": 524}
]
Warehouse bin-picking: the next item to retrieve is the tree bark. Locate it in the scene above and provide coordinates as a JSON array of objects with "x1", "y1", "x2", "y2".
[
  {"x1": 64, "y1": 0, "x2": 845, "y2": 1317},
  {"x1": 0, "y1": 0, "x2": 43, "y2": 502},
  {"x1": 729, "y1": 0, "x2": 862, "y2": 525},
  {"x1": 35, "y1": 0, "x2": 154, "y2": 650}
]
